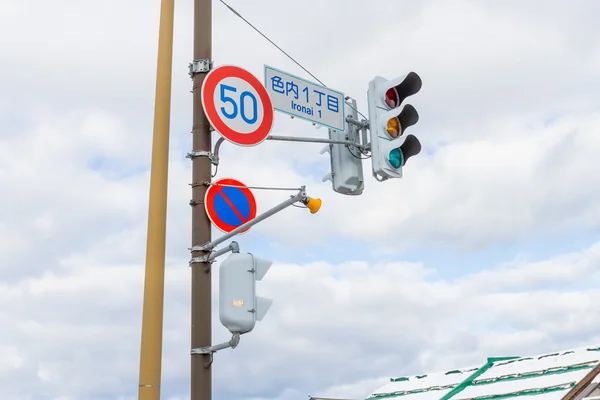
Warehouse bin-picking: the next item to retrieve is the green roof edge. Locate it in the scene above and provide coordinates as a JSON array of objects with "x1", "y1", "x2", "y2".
[{"x1": 440, "y1": 356, "x2": 521, "y2": 400}]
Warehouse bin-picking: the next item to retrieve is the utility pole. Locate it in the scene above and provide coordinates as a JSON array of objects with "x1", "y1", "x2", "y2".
[
  {"x1": 137, "y1": 0, "x2": 175, "y2": 398},
  {"x1": 190, "y1": 0, "x2": 212, "y2": 398}
]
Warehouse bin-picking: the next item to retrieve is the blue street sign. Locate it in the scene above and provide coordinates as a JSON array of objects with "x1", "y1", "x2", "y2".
[{"x1": 264, "y1": 65, "x2": 346, "y2": 131}]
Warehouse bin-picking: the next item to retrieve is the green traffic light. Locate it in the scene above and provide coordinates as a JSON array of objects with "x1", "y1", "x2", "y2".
[
  {"x1": 388, "y1": 148, "x2": 403, "y2": 169},
  {"x1": 388, "y1": 135, "x2": 422, "y2": 169}
]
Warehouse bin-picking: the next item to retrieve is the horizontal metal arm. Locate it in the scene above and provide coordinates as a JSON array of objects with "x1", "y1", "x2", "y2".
[
  {"x1": 266, "y1": 135, "x2": 365, "y2": 150},
  {"x1": 210, "y1": 134, "x2": 367, "y2": 167},
  {"x1": 193, "y1": 187, "x2": 307, "y2": 252}
]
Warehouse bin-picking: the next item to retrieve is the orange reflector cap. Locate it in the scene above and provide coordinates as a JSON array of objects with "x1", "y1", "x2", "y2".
[{"x1": 304, "y1": 197, "x2": 322, "y2": 214}]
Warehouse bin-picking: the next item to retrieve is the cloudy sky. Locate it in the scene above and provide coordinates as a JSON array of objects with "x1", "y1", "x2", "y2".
[{"x1": 2, "y1": 0, "x2": 600, "y2": 399}]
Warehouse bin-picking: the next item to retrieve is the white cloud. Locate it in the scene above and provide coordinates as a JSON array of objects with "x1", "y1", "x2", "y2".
[{"x1": 2, "y1": 234, "x2": 600, "y2": 399}]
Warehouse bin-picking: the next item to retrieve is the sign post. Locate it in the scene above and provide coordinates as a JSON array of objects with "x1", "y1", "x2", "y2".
[{"x1": 181, "y1": 0, "x2": 425, "y2": 397}]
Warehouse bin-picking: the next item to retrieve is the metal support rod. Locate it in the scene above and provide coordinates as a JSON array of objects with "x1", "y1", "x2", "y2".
[
  {"x1": 207, "y1": 241, "x2": 239, "y2": 262},
  {"x1": 211, "y1": 135, "x2": 367, "y2": 168},
  {"x1": 212, "y1": 136, "x2": 225, "y2": 165},
  {"x1": 267, "y1": 135, "x2": 365, "y2": 149},
  {"x1": 191, "y1": 333, "x2": 240, "y2": 355},
  {"x1": 361, "y1": 126, "x2": 369, "y2": 149},
  {"x1": 137, "y1": 0, "x2": 175, "y2": 398},
  {"x1": 190, "y1": 0, "x2": 212, "y2": 397},
  {"x1": 193, "y1": 188, "x2": 305, "y2": 252}
]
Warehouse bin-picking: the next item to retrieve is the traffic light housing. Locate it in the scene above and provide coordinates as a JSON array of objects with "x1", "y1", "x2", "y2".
[
  {"x1": 321, "y1": 97, "x2": 364, "y2": 195},
  {"x1": 367, "y1": 72, "x2": 422, "y2": 180},
  {"x1": 219, "y1": 252, "x2": 273, "y2": 334}
]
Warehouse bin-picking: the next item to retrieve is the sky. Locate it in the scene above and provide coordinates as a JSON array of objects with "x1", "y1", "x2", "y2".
[{"x1": 1, "y1": 0, "x2": 600, "y2": 399}]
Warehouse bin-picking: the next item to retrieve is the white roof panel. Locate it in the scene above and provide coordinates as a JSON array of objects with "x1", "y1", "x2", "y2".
[
  {"x1": 459, "y1": 369, "x2": 588, "y2": 399},
  {"x1": 372, "y1": 388, "x2": 455, "y2": 400},
  {"x1": 368, "y1": 345, "x2": 600, "y2": 400},
  {"x1": 374, "y1": 371, "x2": 471, "y2": 393}
]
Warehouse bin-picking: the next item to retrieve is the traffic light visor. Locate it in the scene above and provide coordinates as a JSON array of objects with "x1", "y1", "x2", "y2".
[
  {"x1": 388, "y1": 135, "x2": 422, "y2": 169},
  {"x1": 399, "y1": 134, "x2": 422, "y2": 165},
  {"x1": 387, "y1": 72, "x2": 422, "y2": 107},
  {"x1": 385, "y1": 105, "x2": 419, "y2": 139}
]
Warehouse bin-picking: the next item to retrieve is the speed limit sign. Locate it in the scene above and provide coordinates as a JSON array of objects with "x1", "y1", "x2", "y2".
[{"x1": 201, "y1": 65, "x2": 274, "y2": 147}]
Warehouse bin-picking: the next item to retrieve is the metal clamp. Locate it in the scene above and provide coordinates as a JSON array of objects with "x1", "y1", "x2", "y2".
[
  {"x1": 191, "y1": 242, "x2": 212, "y2": 253},
  {"x1": 191, "y1": 333, "x2": 240, "y2": 355},
  {"x1": 346, "y1": 116, "x2": 370, "y2": 129},
  {"x1": 188, "y1": 59, "x2": 213, "y2": 77},
  {"x1": 189, "y1": 241, "x2": 240, "y2": 266},
  {"x1": 186, "y1": 150, "x2": 218, "y2": 165}
]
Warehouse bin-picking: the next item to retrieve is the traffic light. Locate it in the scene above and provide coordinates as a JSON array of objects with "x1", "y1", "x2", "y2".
[
  {"x1": 321, "y1": 97, "x2": 364, "y2": 195},
  {"x1": 219, "y1": 252, "x2": 273, "y2": 334},
  {"x1": 367, "y1": 72, "x2": 422, "y2": 180}
]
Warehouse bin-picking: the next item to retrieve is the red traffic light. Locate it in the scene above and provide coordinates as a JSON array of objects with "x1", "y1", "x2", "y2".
[
  {"x1": 385, "y1": 88, "x2": 398, "y2": 108},
  {"x1": 384, "y1": 72, "x2": 422, "y2": 109}
]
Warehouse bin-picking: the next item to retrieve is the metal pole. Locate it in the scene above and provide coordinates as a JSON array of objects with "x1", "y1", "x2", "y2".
[
  {"x1": 137, "y1": 0, "x2": 175, "y2": 398},
  {"x1": 190, "y1": 0, "x2": 212, "y2": 398}
]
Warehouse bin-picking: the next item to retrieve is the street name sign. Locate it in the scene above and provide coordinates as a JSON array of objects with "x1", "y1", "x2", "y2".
[{"x1": 264, "y1": 65, "x2": 346, "y2": 131}]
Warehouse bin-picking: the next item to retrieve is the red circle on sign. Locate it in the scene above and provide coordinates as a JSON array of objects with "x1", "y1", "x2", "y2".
[
  {"x1": 204, "y1": 177, "x2": 257, "y2": 234},
  {"x1": 201, "y1": 65, "x2": 274, "y2": 147}
]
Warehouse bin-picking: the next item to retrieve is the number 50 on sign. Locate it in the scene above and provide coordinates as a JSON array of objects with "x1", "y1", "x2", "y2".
[{"x1": 201, "y1": 65, "x2": 274, "y2": 147}]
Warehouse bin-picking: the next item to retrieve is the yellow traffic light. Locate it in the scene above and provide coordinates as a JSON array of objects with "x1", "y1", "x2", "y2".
[{"x1": 386, "y1": 117, "x2": 400, "y2": 138}]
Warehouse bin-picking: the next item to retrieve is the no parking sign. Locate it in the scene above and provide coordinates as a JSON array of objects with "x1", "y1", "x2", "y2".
[{"x1": 204, "y1": 177, "x2": 257, "y2": 234}]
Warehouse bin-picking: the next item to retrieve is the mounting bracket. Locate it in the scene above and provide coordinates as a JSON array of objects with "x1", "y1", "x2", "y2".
[
  {"x1": 191, "y1": 333, "x2": 240, "y2": 355},
  {"x1": 188, "y1": 59, "x2": 213, "y2": 77}
]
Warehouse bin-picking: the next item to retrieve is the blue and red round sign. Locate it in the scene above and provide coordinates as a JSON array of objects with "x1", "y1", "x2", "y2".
[
  {"x1": 204, "y1": 177, "x2": 257, "y2": 234},
  {"x1": 201, "y1": 65, "x2": 274, "y2": 147}
]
